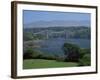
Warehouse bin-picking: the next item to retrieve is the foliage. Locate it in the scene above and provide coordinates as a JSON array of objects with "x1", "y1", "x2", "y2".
[
  {"x1": 24, "y1": 27, "x2": 90, "y2": 40},
  {"x1": 23, "y1": 32, "x2": 33, "y2": 41},
  {"x1": 23, "y1": 47, "x2": 65, "y2": 62},
  {"x1": 79, "y1": 48, "x2": 90, "y2": 58},
  {"x1": 78, "y1": 54, "x2": 91, "y2": 66},
  {"x1": 33, "y1": 34, "x2": 45, "y2": 40},
  {"x1": 23, "y1": 47, "x2": 57, "y2": 60},
  {"x1": 63, "y1": 42, "x2": 91, "y2": 66},
  {"x1": 23, "y1": 48, "x2": 43, "y2": 59},
  {"x1": 24, "y1": 42, "x2": 91, "y2": 66},
  {"x1": 71, "y1": 28, "x2": 90, "y2": 39},
  {"x1": 78, "y1": 48, "x2": 91, "y2": 66},
  {"x1": 54, "y1": 54, "x2": 65, "y2": 62},
  {"x1": 63, "y1": 43, "x2": 80, "y2": 62},
  {"x1": 38, "y1": 54, "x2": 56, "y2": 60},
  {"x1": 23, "y1": 48, "x2": 33, "y2": 59}
]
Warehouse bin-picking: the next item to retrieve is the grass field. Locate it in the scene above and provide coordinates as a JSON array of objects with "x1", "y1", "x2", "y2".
[{"x1": 23, "y1": 59, "x2": 78, "y2": 69}]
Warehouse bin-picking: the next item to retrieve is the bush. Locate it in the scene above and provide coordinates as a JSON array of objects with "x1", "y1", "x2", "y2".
[
  {"x1": 23, "y1": 48, "x2": 43, "y2": 59},
  {"x1": 23, "y1": 48, "x2": 58, "y2": 60},
  {"x1": 23, "y1": 48, "x2": 33, "y2": 59},
  {"x1": 79, "y1": 48, "x2": 90, "y2": 58},
  {"x1": 53, "y1": 54, "x2": 65, "y2": 62},
  {"x1": 63, "y1": 43, "x2": 80, "y2": 62},
  {"x1": 78, "y1": 54, "x2": 91, "y2": 66},
  {"x1": 78, "y1": 48, "x2": 91, "y2": 66},
  {"x1": 39, "y1": 54, "x2": 57, "y2": 60},
  {"x1": 23, "y1": 32, "x2": 33, "y2": 41}
]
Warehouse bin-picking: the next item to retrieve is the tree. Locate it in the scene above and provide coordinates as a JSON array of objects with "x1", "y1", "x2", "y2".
[
  {"x1": 23, "y1": 32, "x2": 33, "y2": 41},
  {"x1": 79, "y1": 48, "x2": 90, "y2": 58},
  {"x1": 23, "y1": 48, "x2": 43, "y2": 59},
  {"x1": 63, "y1": 43, "x2": 80, "y2": 62},
  {"x1": 23, "y1": 48, "x2": 33, "y2": 59},
  {"x1": 78, "y1": 48, "x2": 91, "y2": 66},
  {"x1": 78, "y1": 54, "x2": 91, "y2": 66}
]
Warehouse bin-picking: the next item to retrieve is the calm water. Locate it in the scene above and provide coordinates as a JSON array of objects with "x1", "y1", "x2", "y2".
[{"x1": 36, "y1": 38, "x2": 90, "y2": 56}]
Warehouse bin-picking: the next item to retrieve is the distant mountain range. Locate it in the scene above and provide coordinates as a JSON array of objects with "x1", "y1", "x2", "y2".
[{"x1": 24, "y1": 20, "x2": 90, "y2": 28}]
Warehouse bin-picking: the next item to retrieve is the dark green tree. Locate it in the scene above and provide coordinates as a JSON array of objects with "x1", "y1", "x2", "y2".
[
  {"x1": 23, "y1": 48, "x2": 33, "y2": 59},
  {"x1": 78, "y1": 54, "x2": 91, "y2": 66},
  {"x1": 23, "y1": 32, "x2": 33, "y2": 41},
  {"x1": 79, "y1": 48, "x2": 90, "y2": 58},
  {"x1": 63, "y1": 43, "x2": 80, "y2": 62},
  {"x1": 23, "y1": 48, "x2": 43, "y2": 59}
]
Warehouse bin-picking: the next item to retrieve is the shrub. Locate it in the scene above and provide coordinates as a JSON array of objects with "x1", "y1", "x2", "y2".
[
  {"x1": 63, "y1": 43, "x2": 80, "y2": 62},
  {"x1": 23, "y1": 48, "x2": 43, "y2": 59},
  {"x1": 23, "y1": 32, "x2": 33, "y2": 41},
  {"x1": 39, "y1": 54, "x2": 57, "y2": 60},
  {"x1": 53, "y1": 54, "x2": 65, "y2": 62},
  {"x1": 23, "y1": 48, "x2": 33, "y2": 59},
  {"x1": 78, "y1": 54, "x2": 91, "y2": 66},
  {"x1": 79, "y1": 48, "x2": 90, "y2": 58}
]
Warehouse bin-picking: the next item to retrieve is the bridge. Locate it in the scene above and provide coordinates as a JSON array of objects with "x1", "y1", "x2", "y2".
[{"x1": 32, "y1": 30, "x2": 70, "y2": 39}]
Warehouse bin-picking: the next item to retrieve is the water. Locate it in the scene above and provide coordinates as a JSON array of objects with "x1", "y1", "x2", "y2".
[{"x1": 36, "y1": 38, "x2": 90, "y2": 56}]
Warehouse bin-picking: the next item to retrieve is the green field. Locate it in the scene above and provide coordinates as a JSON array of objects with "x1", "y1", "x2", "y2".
[{"x1": 23, "y1": 59, "x2": 78, "y2": 69}]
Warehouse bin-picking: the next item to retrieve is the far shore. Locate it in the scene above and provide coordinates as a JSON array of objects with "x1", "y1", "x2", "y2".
[{"x1": 24, "y1": 39, "x2": 44, "y2": 44}]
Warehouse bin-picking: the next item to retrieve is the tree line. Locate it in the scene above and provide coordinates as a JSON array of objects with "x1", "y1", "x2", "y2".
[{"x1": 23, "y1": 27, "x2": 90, "y2": 41}]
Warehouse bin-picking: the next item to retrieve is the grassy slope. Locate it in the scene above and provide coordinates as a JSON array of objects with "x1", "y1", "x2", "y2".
[{"x1": 23, "y1": 59, "x2": 78, "y2": 69}]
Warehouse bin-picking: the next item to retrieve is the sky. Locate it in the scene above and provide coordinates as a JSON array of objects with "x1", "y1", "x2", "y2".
[{"x1": 23, "y1": 10, "x2": 90, "y2": 24}]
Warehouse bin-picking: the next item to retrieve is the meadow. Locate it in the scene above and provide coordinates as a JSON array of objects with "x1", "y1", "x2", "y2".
[{"x1": 23, "y1": 59, "x2": 78, "y2": 69}]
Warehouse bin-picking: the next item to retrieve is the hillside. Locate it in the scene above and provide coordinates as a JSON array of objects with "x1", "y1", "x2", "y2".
[{"x1": 23, "y1": 26, "x2": 90, "y2": 41}]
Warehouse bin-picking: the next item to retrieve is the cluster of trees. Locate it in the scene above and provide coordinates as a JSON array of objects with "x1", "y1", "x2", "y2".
[
  {"x1": 78, "y1": 48, "x2": 91, "y2": 66},
  {"x1": 63, "y1": 43, "x2": 91, "y2": 66},
  {"x1": 63, "y1": 43, "x2": 80, "y2": 62},
  {"x1": 23, "y1": 27, "x2": 90, "y2": 41},
  {"x1": 23, "y1": 32, "x2": 45, "y2": 41},
  {"x1": 23, "y1": 42, "x2": 91, "y2": 66},
  {"x1": 70, "y1": 29, "x2": 90, "y2": 39},
  {"x1": 23, "y1": 32, "x2": 33, "y2": 41},
  {"x1": 23, "y1": 48, "x2": 64, "y2": 61}
]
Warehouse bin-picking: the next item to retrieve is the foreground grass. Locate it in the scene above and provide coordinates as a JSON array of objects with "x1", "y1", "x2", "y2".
[{"x1": 23, "y1": 59, "x2": 78, "y2": 69}]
